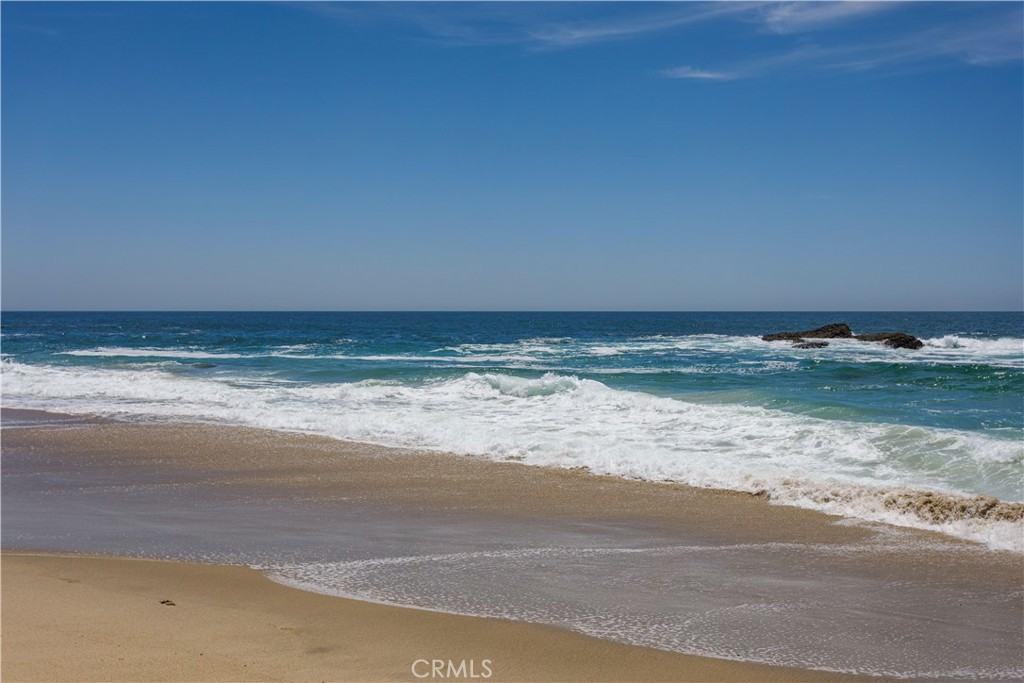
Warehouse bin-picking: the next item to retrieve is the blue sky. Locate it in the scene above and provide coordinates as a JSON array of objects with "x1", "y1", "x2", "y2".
[{"x1": 2, "y1": 1, "x2": 1021, "y2": 311}]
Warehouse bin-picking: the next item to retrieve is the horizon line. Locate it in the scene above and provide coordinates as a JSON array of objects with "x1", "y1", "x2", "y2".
[{"x1": 3, "y1": 309, "x2": 1022, "y2": 315}]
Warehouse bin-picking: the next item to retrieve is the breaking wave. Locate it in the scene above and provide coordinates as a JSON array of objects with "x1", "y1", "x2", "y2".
[{"x1": 3, "y1": 360, "x2": 1020, "y2": 551}]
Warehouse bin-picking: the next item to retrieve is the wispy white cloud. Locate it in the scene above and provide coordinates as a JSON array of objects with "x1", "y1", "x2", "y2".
[
  {"x1": 827, "y1": 14, "x2": 1023, "y2": 72},
  {"x1": 304, "y1": 2, "x2": 1022, "y2": 81},
  {"x1": 663, "y1": 7, "x2": 1023, "y2": 82},
  {"x1": 662, "y1": 45, "x2": 830, "y2": 82},
  {"x1": 524, "y1": 3, "x2": 755, "y2": 49},
  {"x1": 661, "y1": 65, "x2": 738, "y2": 81},
  {"x1": 302, "y1": 2, "x2": 557, "y2": 48},
  {"x1": 304, "y1": 2, "x2": 904, "y2": 50},
  {"x1": 303, "y1": 2, "x2": 756, "y2": 50},
  {"x1": 757, "y1": 2, "x2": 899, "y2": 35}
]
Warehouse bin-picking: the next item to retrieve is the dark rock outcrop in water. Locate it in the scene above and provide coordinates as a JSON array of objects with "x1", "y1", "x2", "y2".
[
  {"x1": 762, "y1": 323, "x2": 852, "y2": 342},
  {"x1": 763, "y1": 322, "x2": 923, "y2": 350},
  {"x1": 853, "y1": 332, "x2": 925, "y2": 350}
]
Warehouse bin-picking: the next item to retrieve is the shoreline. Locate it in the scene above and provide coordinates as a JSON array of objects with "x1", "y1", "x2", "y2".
[
  {"x1": 3, "y1": 405, "x2": 1020, "y2": 553},
  {"x1": 1, "y1": 550, "x2": 851, "y2": 682},
  {"x1": 3, "y1": 409, "x2": 1022, "y2": 680},
  {"x1": 0, "y1": 408, "x2": 880, "y2": 547}
]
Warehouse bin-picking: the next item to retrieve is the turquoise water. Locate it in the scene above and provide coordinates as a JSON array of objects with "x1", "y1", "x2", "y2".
[{"x1": 3, "y1": 311, "x2": 1022, "y2": 548}]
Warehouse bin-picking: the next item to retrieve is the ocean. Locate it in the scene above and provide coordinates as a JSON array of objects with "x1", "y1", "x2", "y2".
[{"x1": 2, "y1": 311, "x2": 1022, "y2": 550}]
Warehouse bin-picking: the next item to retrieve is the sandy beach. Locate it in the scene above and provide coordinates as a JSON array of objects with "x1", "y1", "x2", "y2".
[
  {"x1": 2, "y1": 551, "x2": 842, "y2": 682},
  {"x1": 5, "y1": 0, "x2": 1022, "y2": 677},
  {"x1": 3, "y1": 410, "x2": 1021, "y2": 681}
]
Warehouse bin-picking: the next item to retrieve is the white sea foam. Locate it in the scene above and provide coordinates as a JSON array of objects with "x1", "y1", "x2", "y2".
[
  {"x1": 2, "y1": 361, "x2": 1021, "y2": 551},
  {"x1": 49, "y1": 333, "x2": 1024, "y2": 370},
  {"x1": 59, "y1": 347, "x2": 246, "y2": 360},
  {"x1": 750, "y1": 336, "x2": 1023, "y2": 368},
  {"x1": 435, "y1": 334, "x2": 1024, "y2": 368},
  {"x1": 272, "y1": 344, "x2": 314, "y2": 352},
  {"x1": 55, "y1": 346, "x2": 546, "y2": 365},
  {"x1": 917, "y1": 336, "x2": 1024, "y2": 367},
  {"x1": 924, "y1": 336, "x2": 1022, "y2": 352}
]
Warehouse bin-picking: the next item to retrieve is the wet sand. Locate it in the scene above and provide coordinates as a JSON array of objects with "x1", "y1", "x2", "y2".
[
  {"x1": 2, "y1": 551, "x2": 840, "y2": 682},
  {"x1": 0, "y1": 409, "x2": 879, "y2": 546},
  {"x1": 3, "y1": 410, "x2": 1021, "y2": 681}
]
